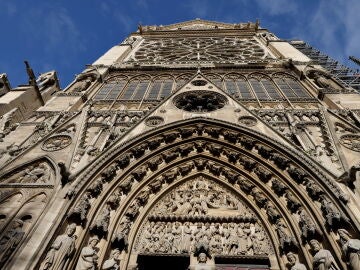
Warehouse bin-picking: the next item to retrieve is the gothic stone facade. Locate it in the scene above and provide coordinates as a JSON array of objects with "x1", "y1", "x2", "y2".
[{"x1": 0, "y1": 19, "x2": 360, "y2": 270}]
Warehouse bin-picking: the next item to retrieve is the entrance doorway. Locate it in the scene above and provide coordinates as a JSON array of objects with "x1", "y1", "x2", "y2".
[
  {"x1": 215, "y1": 256, "x2": 270, "y2": 270},
  {"x1": 137, "y1": 254, "x2": 190, "y2": 270}
]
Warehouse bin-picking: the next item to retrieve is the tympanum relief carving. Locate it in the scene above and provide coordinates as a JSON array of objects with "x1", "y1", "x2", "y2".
[{"x1": 134, "y1": 177, "x2": 274, "y2": 256}]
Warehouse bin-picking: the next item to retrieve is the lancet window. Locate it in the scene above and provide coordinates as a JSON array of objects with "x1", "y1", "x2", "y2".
[
  {"x1": 224, "y1": 74, "x2": 254, "y2": 99},
  {"x1": 119, "y1": 76, "x2": 151, "y2": 100},
  {"x1": 93, "y1": 76, "x2": 128, "y2": 100},
  {"x1": 248, "y1": 74, "x2": 283, "y2": 100},
  {"x1": 273, "y1": 73, "x2": 310, "y2": 99},
  {"x1": 145, "y1": 76, "x2": 174, "y2": 100}
]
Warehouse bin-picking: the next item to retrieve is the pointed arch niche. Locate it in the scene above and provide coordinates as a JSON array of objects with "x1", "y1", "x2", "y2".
[{"x1": 38, "y1": 118, "x2": 358, "y2": 270}]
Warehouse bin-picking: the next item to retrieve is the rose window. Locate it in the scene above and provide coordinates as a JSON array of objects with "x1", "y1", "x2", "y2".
[
  {"x1": 131, "y1": 37, "x2": 268, "y2": 63},
  {"x1": 173, "y1": 91, "x2": 227, "y2": 112}
]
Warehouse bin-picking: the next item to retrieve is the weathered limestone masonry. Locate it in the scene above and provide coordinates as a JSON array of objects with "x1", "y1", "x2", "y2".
[{"x1": 0, "y1": 19, "x2": 360, "y2": 270}]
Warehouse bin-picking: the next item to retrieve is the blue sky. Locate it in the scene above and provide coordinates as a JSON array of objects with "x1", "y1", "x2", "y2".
[{"x1": 0, "y1": 0, "x2": 359, "y2": 88}]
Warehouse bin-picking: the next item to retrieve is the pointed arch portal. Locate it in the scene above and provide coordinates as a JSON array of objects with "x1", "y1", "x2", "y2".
[{"x1": 40, "y1": 118, "x2": 356, "y2": 270}]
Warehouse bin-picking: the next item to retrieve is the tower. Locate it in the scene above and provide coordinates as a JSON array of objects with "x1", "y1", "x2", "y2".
[{"x1": 0, "y1": 19, "x2": 360, "y2": 270}]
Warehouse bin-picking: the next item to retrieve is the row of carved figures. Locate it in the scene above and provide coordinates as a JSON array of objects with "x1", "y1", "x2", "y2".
[
  {"x1": 34, "y1": 223, "x2": 360, "y2": 270},
  {"x1": 39, "y1": 224, "x2": 121, "y2": 270},
  {"x1": 137, "y1": 221, "x2": 271, "y2": 256}
]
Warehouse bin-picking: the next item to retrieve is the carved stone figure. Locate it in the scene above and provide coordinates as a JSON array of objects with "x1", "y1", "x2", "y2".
[
  {"x1": 238, "y1": 177, "x2": 255, "y2": 192},
  {"x1": 206, "y1": 143, "x2": 223, "y2": 156},
  {"x1": 0, "y1": 219, "x2": 25, "y2": 267},
  {"x1": 320, "y1": 197, "x2": 349, "y2": 228},
  {"x1": 223, "y1": 130, "x2": 239, "y2": 143},
  {"x1": 286, "y1": 252, "x2": 307, "y2": 270},
  {"x1": 101, "y1": 164, "x2": 117, "y2": 182},
  {"x1": 310, "y1": 239, "x2": 338, "y2": 270},
  {"x1": 276, "y1": 220, "x2": 298, "y2": 252},
  {"x1": 90, "y1": 204, "x2": 111, "y2": 236},
  {"x1": 285, "y1": 190, "x2": 301, "y2": 212},
  {"x1": 88, "y1": 179, "x2": 103, "y2": 197},
  {"x1": 181, "y1": 222, "x2": 192, "y2": 253},
  {"x1": 287, "y1": 165, "x2": 307, "y2": 184},
  {"x1": 125, "y1": 199, "x2": 141, "y2": 220},
  {"x1": 147, "y1": 156, "x2": 163, "y2": 171},
  {"x1": 338, "y1": 229, "x2": 360, "y2": 270},
  {"x1": 68, "y1": 192, "x2": 91, "y2": 223},
  {"x1": 298, "y1": 208, "x2": 321, "y2": 240},
  {"x1": 178, "y1": 162, "x2": 194, "y2": 176},
  {"x1": 137, "y1": 187, "x2": 151, "y2": 206},
  {"x1": 162, "y1": 169, "x2": 178, "y2": 183},
  {"x1": 102, "y1": 249, "x2": 120, "y2": 270},
  {"x1": 178, "y1": 144, "x2": 194, "y2": 156},
  {"x1": 131, "y1": 166, "x2": 147, "y2": 181},
  {"x1": 254, "y1": 165, "x2": 272, "y2": 183},
  {"x1": 194, "y1": 159, "x2": 207, "y2": 170},
  {"x1": 15, "y1": 163, "x2": 50, "y2": 183},
  {"x1": 207, "y1": 162, "x2": 223, "y2": 176},
  {"x1": 113, "y1": 217, "x2": 132, "y2": 251},
  {"x1": 266, "y1": 202, "x2": 281, "y2": 223},
  {"x1": 209, "y1": 234, "x2": 222, "y2": 255},
  {"x1": 272, "y1": 178, "x2": 287, "y2": 196},
  {"x1": 131, "y1": 143, "x2": 147, "y2": 158},
  {"x1": 222, "y1": 169, "x2": 239, "y2": 184},
  {"x1": 149, "y1": 177, "x2": 163, "y2": 193},
  {"x1": 75, "y1": 236, "x2": 99, "y2": 270},
  {"x1": 271, "y1": 152, "x2": 290, "y2": 170},
  {"x1": 312, "y1": 72, "x2": 340, "y2": 90},
  {"x1": 107, "y1": 189, "x2": 122, "y2": 209},
  {"x1": 251, "y1": 188, "x2": 267, "y2": 207},
  {"x1": 306, "y1": 180, "x2": 323, "y2": 200},
  {"x1": 119, "y1": 178, "x2": 133, "y2": 194},
  {"x1": 40, "y1": 223, "x2": 77, "y2": 270}
]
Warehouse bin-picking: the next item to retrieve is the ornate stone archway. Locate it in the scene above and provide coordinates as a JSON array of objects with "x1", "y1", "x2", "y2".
[{"x1": 37, "y1": 118, "x2": 358, "y2": 270}]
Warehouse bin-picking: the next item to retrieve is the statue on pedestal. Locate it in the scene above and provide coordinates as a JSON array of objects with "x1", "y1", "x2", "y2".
[{"x1": 41, "y1": 223, "x2": 77, "y2": 270}]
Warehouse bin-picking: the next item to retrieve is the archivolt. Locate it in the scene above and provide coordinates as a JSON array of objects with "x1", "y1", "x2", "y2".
[{"x1": 53, "y1": 118, "x2": 356, "y2": 269}]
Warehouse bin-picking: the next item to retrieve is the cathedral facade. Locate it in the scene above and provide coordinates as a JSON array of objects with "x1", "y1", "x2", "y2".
[{"x1": 0, "y1": 19, "x2": 360, "y2": 270}]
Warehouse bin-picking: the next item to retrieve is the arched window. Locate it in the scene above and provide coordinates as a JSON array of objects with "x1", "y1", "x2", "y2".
[
  {"x1": 119, "y1": 75, "x2": 150, "y2": 100},
  {"x1": 273, "y1": 73, "x2": 310, "y2": 99},
  {"x1": 146, "y1": 76, "x2": 174, "y2": 100},
  {"x1": 224, "y1": 74, "x2": 254, "y2": 99},
  {"x1": 205, "y1": 73, "x2": 223, "y2": 89},
  {"x1": 248, "y1": 74, "x2": 282, "y2": 100},
  {"x1": 93, "y1": 76, "x2": 128, "y2": 100}
]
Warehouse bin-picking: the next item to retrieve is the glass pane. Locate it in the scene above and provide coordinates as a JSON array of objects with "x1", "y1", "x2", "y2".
[
  {"x1": 287, "y1": 80, "x2": 310, "y2": 98},
  {"x1": 94, "y1": 83, "x2": 115, "y2": 100},
  {"x1": 159, "y1": 80, "x2": 173, "y2": 98},
  {"x1": 106, "y1": 81, "x2": 126, "y2": 100},
  {"x1": 147, "y1": 81, "x2": 162, "y2": 99},
  {"x1": 225, "y1": 80, "x2": 237, "y2": 95},
  {"x1": 236, "y1": 80, "x2": 253, "y2": 99},
  {"x1": 261, "y1": 79, "x2": 282, "y2": 99},
  {"x1": 275, "y1": 78, "x2": 296, "y2": 98},
  {"x1": 250, "y1": 79, "x2": 268, "y2": 99},
  {"x1": 132, "y1": 81, "x2": 149, "y2": 100},
  {"x1": 120, "y1": 81, "x2": 137, "y2": 100}
]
